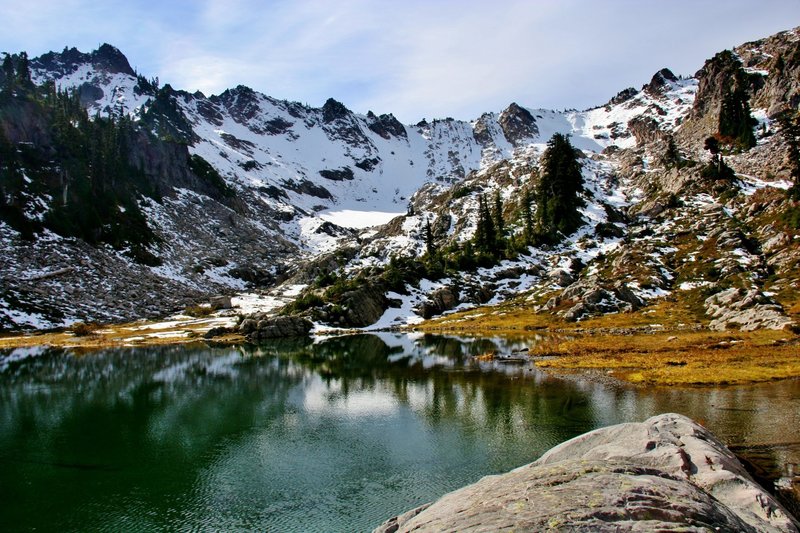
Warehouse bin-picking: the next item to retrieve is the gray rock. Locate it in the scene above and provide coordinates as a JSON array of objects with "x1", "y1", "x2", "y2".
[
  {"x1": 705, "y1": 287, "x2": 793, "y2": 331},
  {"x1": 498, "y1": 102, "x2": 539, "y2": 146},
  {"x1": 339, "y1": 284, "x2": 390, "y2": 327},
  {"x1": 548, "y1": 268, "x2": 574, "y2": 287},
  {"x1": 209, "y1": 295, "x2": 232, "y2": 309},
  {"x1": 416, "y1": 286, "x2": 461, "y2": 319},
  {"x1": 555, "y1": 280, "x2": 645, "y2": 321},
  {"x1": 242, "y1": 315, "x2": 313, "y2": 340},
  {"x1": 563, "y1": 301, "x2": 587, "y2": 321},
  {"x1": 374, "y1": 414, "x2": 799, "y2": 533},
  {"x1": 239, "y1": 318, "x2": 258, "y2": 334}
]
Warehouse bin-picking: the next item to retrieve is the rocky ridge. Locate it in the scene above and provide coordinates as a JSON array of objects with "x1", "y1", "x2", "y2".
[
  {"x1": 1, "y1": 28, "x2": 799, "y2": 331},
  {"x1": 279, "y1": 27, "x2": 800, "y2": 333}
]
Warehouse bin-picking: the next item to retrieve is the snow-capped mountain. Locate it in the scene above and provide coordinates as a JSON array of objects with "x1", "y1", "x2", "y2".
[{"x1": 1, "y1": 27, "x2": 799, "y2": 331}]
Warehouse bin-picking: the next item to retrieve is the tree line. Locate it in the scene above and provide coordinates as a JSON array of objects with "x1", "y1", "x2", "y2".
[
  {"x1": 0, "y1": 52, "x2": 160, "y2": 262},
  {"x1": 419, "y1": 132, "x2": 585, "y2": 276}
]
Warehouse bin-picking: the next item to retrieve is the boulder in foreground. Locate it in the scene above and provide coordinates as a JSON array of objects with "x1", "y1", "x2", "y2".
[{"x1": 374, "y1": 413, "x2": 799, "y2": 532}]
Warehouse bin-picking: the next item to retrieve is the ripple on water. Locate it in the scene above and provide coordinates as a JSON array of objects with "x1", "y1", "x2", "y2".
[{"x1": 1, "y1": 342, "x2": 799, "y2": 531}]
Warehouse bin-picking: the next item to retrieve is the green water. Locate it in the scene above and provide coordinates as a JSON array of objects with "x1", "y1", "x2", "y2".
[{"x1": 1, "y1": 333, "x2": 798, "y2": 532}]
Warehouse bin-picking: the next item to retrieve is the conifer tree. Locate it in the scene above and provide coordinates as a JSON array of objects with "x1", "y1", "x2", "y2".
[
  {"x1": 1, "y1": 54, "x2": 15, "y2": 95},
  {"x1": 533, "y1": 133, "x2": 585, "y2": 243},
  {"x1": 777, "y1": 110, "x2": 800, "y2": 199},
  {"x1": 493, "y1": 190, "x2": 504, "y2": 239},
  {"x1": 16, "y1": 52, "x2": 31, "y2": 87},
  {"x1": 719, "y1": 87, "x2": 756, "y2": 150},
  {"x1": 474, "y1": 193, "x2": 496, "y2": 254},
  {"x1": 424, "y1": 217, "x2": 436, "y2": 256},
  {"x1": 521, "y1": 187, "x2": 534, "y2": 245}
]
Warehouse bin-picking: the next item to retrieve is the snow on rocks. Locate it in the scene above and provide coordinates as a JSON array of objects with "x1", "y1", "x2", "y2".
[
  {"x1": 705, "y1": 288, "x2": 794, "y2": 331},
  {"x1": 7, "y1": 39, "x2": 799, "y2": 332}
]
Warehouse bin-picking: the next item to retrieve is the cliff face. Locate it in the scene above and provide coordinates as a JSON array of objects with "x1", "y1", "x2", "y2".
[
  {"x1": 374, "y1": 414, "x2": 799, "y2": 533},
  {"x1": 1, "y1": 27, "x2": 800, "y2": 330}
]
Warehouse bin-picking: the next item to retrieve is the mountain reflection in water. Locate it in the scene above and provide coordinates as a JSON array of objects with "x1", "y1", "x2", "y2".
[{"x1": 1, "y1": 333, "x2": 798, "y2": 532}]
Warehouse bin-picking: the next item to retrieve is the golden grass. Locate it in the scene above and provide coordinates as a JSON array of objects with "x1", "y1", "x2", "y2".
[
  {"x1": 418, "y1": 298, "x2": 702, "y2": 335},
  {"x1": 534, "y1": 329, "x2": 800, "y2": 385},
  {"x1": 418, "y1": 297, "x2": 800, "y2": 386},
  {"x1": 3, "y1": 293, "x2": 798, "y2": 387},
  {"x1": 417, "y1": 299, "x2": 560, "y2": 334},
  {"x1": 0, "y1": 318, "x2": 244, "y2": 350}
]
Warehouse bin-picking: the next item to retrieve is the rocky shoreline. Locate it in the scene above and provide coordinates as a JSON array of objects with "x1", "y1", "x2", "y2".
[{"x1": 374, "y1": 413, "x2": 799, "y2": 532}]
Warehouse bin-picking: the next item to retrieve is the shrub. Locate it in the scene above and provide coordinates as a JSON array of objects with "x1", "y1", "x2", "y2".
[
  {"x1": 285, "y1": 293, "x2": 325, "y2": 313},
  {"x1": 70, "y1": 322, "x2": 99, "y2": 336},
  {"x1": 184, "y1": 304, "x2": 214, "y2": 317}
]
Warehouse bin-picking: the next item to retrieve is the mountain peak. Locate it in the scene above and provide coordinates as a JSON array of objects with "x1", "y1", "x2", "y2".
[
  {"x1": 498, "y1": 102, "x2": 538, "y2": 145},
  {"x1": 644, "y1": 68, "x2": 678, "y2": 95},
  {"x1": 92, "y1": 43, "x2": 135, "y2": 76},
  {"x1": 32, "y1": 42, "x2": 135, "y2": 79},
  {"x1": 322, "y1": 98, "x2": 351, "y2": 123}
]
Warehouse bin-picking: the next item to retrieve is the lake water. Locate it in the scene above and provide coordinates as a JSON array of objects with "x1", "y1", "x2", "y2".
[{"x1": 1, "y1": 333, "x2": 798, "y2": 532}]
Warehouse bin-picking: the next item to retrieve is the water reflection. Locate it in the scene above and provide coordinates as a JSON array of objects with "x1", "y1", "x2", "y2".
[{"x1": 0, "y1": 334, "x2": 798, "y2": 532}]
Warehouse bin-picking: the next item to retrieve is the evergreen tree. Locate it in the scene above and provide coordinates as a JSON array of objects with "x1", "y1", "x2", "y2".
[
  {"x1": 701, "y1": 136, "x2": 735, "y2": 180},
  {"x1": 704, "y1": 136, "x2": 721, "y2": 168},
  {"x1": 1, "y1": 54, "x2": 14, "y2": 90},
  {"x1": 719, "y1": 87, "x2": 756, "y2": 150},
  {"x1": 521, "y1": 187, "x2": 534, "y2": 245},
  {"x1": 473, "y1": 193, "x2": 496, "y2": 254},
  {"x1": 777, "y1": 110, "x2": 800, "y2": 199},
  {"x1": 533, "y1": 133, "x2": 585, "y2": 243},
  {"x1": 493, "y1": 190, "x2": 504, "y2": 239},
  {"x1": 424, "y1": 217, "x2": 436, "y2": 256},
  {"x1": 16, "y1": 52, "x2": 31, "y2": 87},
  {"x1": 662, "y1": 135, "x2": 684, "y2": 169}
]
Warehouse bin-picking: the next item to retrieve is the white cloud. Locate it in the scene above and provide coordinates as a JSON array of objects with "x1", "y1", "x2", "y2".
[{"x1": 1, "y1": 0, "x2": 798, "y2": 123}]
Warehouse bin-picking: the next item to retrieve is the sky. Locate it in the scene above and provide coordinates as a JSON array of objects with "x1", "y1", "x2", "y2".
[{"x1": 0, "y1": 0, "x2": 797, "y2": 123}]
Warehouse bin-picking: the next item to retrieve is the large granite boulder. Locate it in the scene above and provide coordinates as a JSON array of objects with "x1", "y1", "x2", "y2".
[
  {"x1": 337, "y1": 284, "x2": 390, "y2": 327},
  {"x1": 416, "y1": 286, "x2": 460, "y2": 319},
  {"x1": 374, "y1": 413, "x2": 798, "y2": 532},
  {"x1": 239, "y1": 315, "x2": 313, "y2": 340}
]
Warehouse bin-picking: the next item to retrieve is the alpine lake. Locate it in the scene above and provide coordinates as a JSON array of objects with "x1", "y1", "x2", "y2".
[{"x1": 1, "y1": 333, "x2": 798, "y2": 532}]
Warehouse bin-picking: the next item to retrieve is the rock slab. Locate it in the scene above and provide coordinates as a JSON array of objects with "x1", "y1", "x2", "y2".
[
  {"x1": 374, "y1": 413, "x2": 799, "y2": 532},
  {"x1": 239, "y1": 315, "x2": 313, "y2": 340}
]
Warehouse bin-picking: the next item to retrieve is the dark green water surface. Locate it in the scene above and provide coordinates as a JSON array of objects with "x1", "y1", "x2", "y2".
[{"x1": 1, "y1": 333, "x2": 798, "y2": 532}]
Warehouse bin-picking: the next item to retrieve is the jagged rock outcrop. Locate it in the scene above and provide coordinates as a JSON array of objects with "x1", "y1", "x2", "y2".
[
  {"x1": 367, "y1": 111, "x2": 407, "y2": 139},
  {"x1": 416, "y1": 286, "x2": 460, "y2": 319},
  {"x1": 705, "y1": 287, "x2": 793, "y2": 331},
  {"x1": 322, "y1": 97, "x2": 351, "y2": 123},
  {"x1": 32, "y1": 43, "x2": 135, "y2": 78},
  {"x1": 679, "y1": 49, "x2": 758, "y2": 146},
  {"x1": 337, "y1": 284, "x2": 390, "y2": 327},
  {"x1": 627, "y1": 115, "x2": 669, "y2": 146},
  {"x1": 607, "y1": 87, "x2": 638, "y2": 106},
  {"x1": 736, "y1": 27, "x2": 800, "y2": 116},
  {"x1": 644, "y1": 67, "x2": 678, "y2": 96},
  {"x1": 545, "y1": 280, "x2": 646, "y2": 322},
  {"x1": 471, "y1": 112, "x2": 495, "y2": 146},
  {"x1": 498, "y1": 102, "x2": 538, "y2": 145},
  {"x1": 318, "y1": 167, "x2": 355, "y2": 181},
  {"x1": 374, "y1": 414, "x2": 799, "y2": 533},
  {"x1": 238, "y1": 315, "x2": 313, "y2": 340}
]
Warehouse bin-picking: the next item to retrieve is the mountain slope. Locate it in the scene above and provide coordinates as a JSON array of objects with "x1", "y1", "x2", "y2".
[{"x1": 1, "y1": 28, "x2": 799, "y2": 331}]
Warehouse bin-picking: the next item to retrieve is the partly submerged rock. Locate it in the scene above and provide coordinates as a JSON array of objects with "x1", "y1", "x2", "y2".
[{"x1": 373, "y1": 413, "x2": 799, "y2": 533}]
